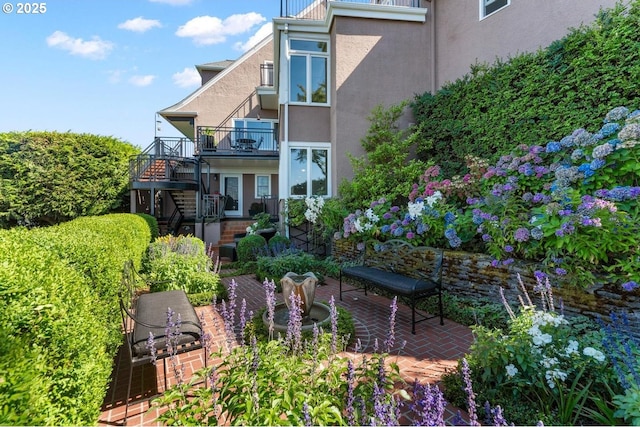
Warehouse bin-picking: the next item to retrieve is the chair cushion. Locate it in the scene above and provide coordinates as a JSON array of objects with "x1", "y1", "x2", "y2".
[
  {"x1": 131, "y1": 290, "x2": 202, "y2": 357},
  {"x1": 342, "y1": 266, "x2": 438, "y2": 296}
]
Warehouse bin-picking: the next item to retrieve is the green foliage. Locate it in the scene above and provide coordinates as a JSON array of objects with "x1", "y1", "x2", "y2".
[
  {"x1": 145, "y1": 235, "x2": 225, "y2": 296},
  {"x1": 418, "y1": 291, "x2": 510, "y2": 330},
  {"x1": 0, "y1": 214, "x2": 150, "y2": 425},
  {"x1": 411, "y1": 0, "x2": 640, "y2": 176},
  {"x1": 339, "y1": 102, "x2": 431, "y2": 210},
  {"x1": 136, "y1": 213, "x2": 159, "y2": 241},
  {"x1": 0, "y1": 131, "x2": 139, "y2": 228},
  {"x1": 237, "y1": 234, "x2": 268, "y2": 262},
  {"x1": 267, "y1": 233, "x2": 291, "y2": 250},
  {"x1": 613, "y1": 385, "x2": 640, "y2": 425},
  {"x1": 256, "y1": 251, "x2": 341, "y2": 290}
]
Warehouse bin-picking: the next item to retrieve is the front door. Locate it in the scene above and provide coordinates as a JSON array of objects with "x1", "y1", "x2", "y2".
[{"x1": 221, "y1": 174, "x2": 242, "y2": 216}]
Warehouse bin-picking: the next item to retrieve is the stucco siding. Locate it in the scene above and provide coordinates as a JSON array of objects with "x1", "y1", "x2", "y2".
[
  {"x1": 287, "y1": 105, "x2": 331, "y2": 142},
  {"x1": 434, "y1": 0, "x2": 619, "y2": 89},
  {"x1": 331, "y1": 15, "x2": 431, "y2": 183}
]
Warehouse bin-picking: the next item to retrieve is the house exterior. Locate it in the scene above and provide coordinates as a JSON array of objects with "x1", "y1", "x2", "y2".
[{"x1": 129, "y1": 0, "x2": 618, "y2": 246}]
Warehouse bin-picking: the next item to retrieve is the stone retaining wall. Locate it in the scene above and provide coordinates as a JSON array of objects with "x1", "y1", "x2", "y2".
[{"x1": 332, "y1": 239, "x2": 640, "y2": 337}]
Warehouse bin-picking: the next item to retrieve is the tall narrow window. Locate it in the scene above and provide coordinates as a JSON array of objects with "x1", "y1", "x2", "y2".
[
  {"x1": 289, "y1": 39, "x2": 329, "y2": 104},
  {"x1": 289, "y1": 146, "x2": 329, "y2": 197},
  {"x1": 256, "y1": 175, "x2": 270, "y2": 198},
  {"x1": 480, "y1": 0, "x2": 509, "y2": 19}
]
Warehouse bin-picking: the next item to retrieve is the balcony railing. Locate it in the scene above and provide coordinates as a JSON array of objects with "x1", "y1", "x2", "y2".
[
  {"x1": 280, "y1": 0, "x2": 421, "y2": 20},
  {"x1": 129, "y1": 154, "x2": 198, "y2": 183},
  {"x1": 196, "y1": 126, "x2": 279, "y2": 155}
]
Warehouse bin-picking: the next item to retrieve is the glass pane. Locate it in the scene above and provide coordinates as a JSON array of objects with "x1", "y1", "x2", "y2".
[
  {"x1": 290, "y1": 55, "x2": 307, "y2": 103},
  {"x1": 311, "y1": 57, "x2": 327, "y2": 103},
  {"x1": 257, "y1": 176, "x2": 269, "y2": 197},
  {"x1": 290, "y1": 39, "x2": 327, "y2": 53},
  {"x1": 311, "y1": 149, "x2": 328, "y2": 196},
  {"x1": 290, "y1": 148, "x2": 308, "y2": 196},
  {"x1": 224, "y1": 177, "x2": 239, "y2": 211}
]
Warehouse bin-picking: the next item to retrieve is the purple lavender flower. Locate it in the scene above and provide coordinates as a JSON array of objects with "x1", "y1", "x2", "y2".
[
  {"x1": 346, "y1": 359, "x2": 356, "y2": 426},
  {"x1": 384, "y1": 297, "x2": 397, "y2": 353},
  {"x1": 146, "y1": 332, "x2": 157, "y2": 365},
  {"x1": 461, "y1": 358, "x2": 479, "y2": 426},
  {"x1": 264, "y1": 279, "x2": 276, "y2": 339},
  {"x1": 286, "y1": 292, "x2": 303, "y2": 354},
  {"x1": 410, "y1": 381, "x2": 446, "y2": 426},
  {"x1": 330, "y1": 296, "x2": 338, "y2": 354},
  {"x1": 302, "y1": 402, "x2": 312, "y2": 427}
]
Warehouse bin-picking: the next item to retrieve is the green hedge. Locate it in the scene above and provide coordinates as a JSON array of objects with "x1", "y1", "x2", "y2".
[
  {"x1": 411, "y1": 0, "x2": 640, "y2": 176},
  {"x1": 0, "y1": 214, "x2": 150, "y2": 425}
]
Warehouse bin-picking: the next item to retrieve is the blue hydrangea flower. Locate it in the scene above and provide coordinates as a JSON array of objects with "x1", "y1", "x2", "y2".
[
  {"x1": 392, "y1": 226, "x2": 404, "y2": 237},
  {"x1": 444, "y1": 228, "x2": 457, "y2": 240},
  {"x1": 545, "y1": 141, "x2": 561, "y2": 153},
  {"x1": 531, "y1": 227, "x2": 544, "y2": 240},
  {"x1": 622, "y1": 281, "x2": 639, "y2": 291},
  {"x1": 559, "y1": 135, "x2": 575, "y2": 147},
  {"x1": 604, "y1": 106, "x2": 629, "y2": 123},
  {"x1": 444, "y1": 212, "x2": 456, "y2": 224},
  {"x1": 590, "y1": 159, "x2": 606, "y2": 170},
  {"x1": 381, "y1": 225, "x2": 391, "y2": 233},
  {"x1": 599, "y1": 122, "x2": 620, "y2": 137}
]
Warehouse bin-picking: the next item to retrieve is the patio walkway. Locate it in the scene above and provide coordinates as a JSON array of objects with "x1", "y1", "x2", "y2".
[{"x1": 99, "y1": 274, "x2": 474, "y2": 426}]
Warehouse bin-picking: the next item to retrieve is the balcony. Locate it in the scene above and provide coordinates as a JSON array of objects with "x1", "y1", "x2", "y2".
[
  {"x1": 196, "y1": 126, "x2": 279, "y2": 157},
  {"x1": 280, "y1": 0, "x2": 422, "y2": 20}
]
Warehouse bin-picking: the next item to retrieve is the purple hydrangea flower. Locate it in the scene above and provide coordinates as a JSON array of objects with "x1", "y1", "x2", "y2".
[
  {"x1": 514, "y1": 227, "x2": 530, "y2": 242},
  {"x1": 504, "y1": 245, "x2": 514, "y2": 253},
  {"x1": 622, "y1": 281, "x2": 639, "y2": 291}
]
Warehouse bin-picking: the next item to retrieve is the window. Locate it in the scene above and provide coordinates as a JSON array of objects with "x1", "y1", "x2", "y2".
[
  {"x1": 480, "y1": 0, "x2": 509, "y2": 19},
  {"x1": 289, "y1": 39, "x2": 328, "y2": 104},
  {"x1": 233, "y1": 118, "x2": 277, "y2": 150},
  {"x1": 261, "y1": 61, "x2": 273, "y2": 86},
  {"x1": 256, "y1": 175, "x2": 271, "y2": 198},
  {"x1": 289, "y1": 147, "x2": 328, "y2": 197}
]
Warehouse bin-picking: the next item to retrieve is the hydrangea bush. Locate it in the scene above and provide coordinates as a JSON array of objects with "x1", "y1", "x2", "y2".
[{"x1": 339, "y1": 106, "x2": 640, "y2": 290}]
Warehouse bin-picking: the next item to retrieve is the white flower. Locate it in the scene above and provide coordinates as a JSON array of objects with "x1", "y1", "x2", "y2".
[
  {"x1": 541, "y1": 357, "x2": 559, "y2": 368},
  {"x1": 505, "y1": 364, "x2": 518, "y2": 378},
  {"x1": 354, "y1": 218, "x2": 364, "y2": 233},
  {"x1": 407, "y1": 200, "x2": 424, "y2": 219},
  {"x1": 532, "y1": 332, "x2": 552, "y2": 346},
  {"x1": 565, "y1": 340, "x2": 579, "y2": 356},
  {"x1": 545, "y1": 369, "x2": 568, "y2": 388},
  {"x1": 425, "y1": 191, "x2": 443, "y2": 207},
  {"x1": 365, "y1": 208, "x2": 379, "y2": 223},
  {"x1": 583, "y1": 347, "x2": 605, "y2": 362}
]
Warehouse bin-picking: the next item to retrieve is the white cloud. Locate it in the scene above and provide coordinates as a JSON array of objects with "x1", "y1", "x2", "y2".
[
  {"x1": 149, "y1": 0, "x2": 193, "y2": 5},
  {"x1": 129, "y1": 75, "x2": 156, "y2": 86},
  {"x1": 234, "y1": 22, "x2": 272, "y2": 52},
  {"x1": 172, "y1": 67, "x2": 200, "y2": 88},
  {"x1": 46, "y1": 31, "x2": 114, "y2": 60},
  {"x1": 176, "y1": 12, "x2": 266, "y2": 46},
  {"x1": 118, "y1": 17, "x2": 162, "y2": 33}
]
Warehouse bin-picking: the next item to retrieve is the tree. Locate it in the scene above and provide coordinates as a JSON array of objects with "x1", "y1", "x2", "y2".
[{"x1": 0, "y1": 131, "x2": 139, "y2": 227}]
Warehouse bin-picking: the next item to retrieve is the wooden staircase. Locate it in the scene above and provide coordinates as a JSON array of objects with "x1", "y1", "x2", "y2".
[
  {"x1": 138, "y1": 159, "x2": 176, "y2": 181},
  {"x1": 169, "y1": 190, "x2": 197, "y2": 218}
]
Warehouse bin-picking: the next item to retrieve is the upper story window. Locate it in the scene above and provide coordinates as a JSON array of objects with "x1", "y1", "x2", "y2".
[
  {"x1": 289, "y1": 38, "x2": 328, "y2": 105},
  {"x1": 289, "y1": 145, "x2": 329, "y2": 197},
  {"x1": 480, "y1": 0, "x2": 509, "y2": 19}
]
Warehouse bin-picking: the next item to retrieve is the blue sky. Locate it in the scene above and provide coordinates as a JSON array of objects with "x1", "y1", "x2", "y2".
[{"x1": 0, "y1": 0, "x2": 279, "y2": 148}]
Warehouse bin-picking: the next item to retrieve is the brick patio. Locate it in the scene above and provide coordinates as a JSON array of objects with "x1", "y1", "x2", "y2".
[{"x1": 99, "y1": 273, "x2": 474, "y2": 426}]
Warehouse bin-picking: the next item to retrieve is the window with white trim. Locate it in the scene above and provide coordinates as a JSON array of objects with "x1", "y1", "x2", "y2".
[
  {"x1": 480, "y1": 0, "x2": 509, "y2": 19},
  {"x1": 289, "y1": 146, "x2": 329, "y2": 197},
  {"x1": 289, "y1": 39, "x2": 328, "y2": 104},
  {"x1": 255, "y1": 175, "x2": 271, "y2": 198}
]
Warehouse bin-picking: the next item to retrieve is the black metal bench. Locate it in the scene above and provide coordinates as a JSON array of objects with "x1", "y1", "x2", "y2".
[{"x1": 339, "y1": 239, "x2": 444, "y2": 334}]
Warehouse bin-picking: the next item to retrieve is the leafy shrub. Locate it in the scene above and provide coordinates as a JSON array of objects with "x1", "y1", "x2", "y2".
[
  {"x1": 0, "y1": 214, "x2": 150, "y2": 425},
  {"x1": 256, "y1": 251, "x2": 341, "y2": 290},
  {"x1": 445, "y1": 277, "x2": 620, "y2": 425},
  {"x1": 0, "y1": 131, "x2": 139, "y2": 228},
  {"x1": 146, "y1": 235, "x2": 224, "y2": 296},
  {"x1": 237, "y1": 234, "x2": 268, "y2": 262},
  {"x1": 267, "y1": 234, "x2": 291, "y2": 251},
  {"x1": 137, "y1": 213, "x2": 159, "y2": 241},
  {"x1": 411, "y1": 1, "x2": 640, "y2": 177}
]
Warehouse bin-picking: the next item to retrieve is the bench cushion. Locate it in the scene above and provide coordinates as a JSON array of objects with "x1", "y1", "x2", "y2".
[
  {"x1": 131, "y1": 289, "x2": 202, "y2": 356},
  {"x1": 342, "y1": 265, "x2": 438, "y2": 297}
]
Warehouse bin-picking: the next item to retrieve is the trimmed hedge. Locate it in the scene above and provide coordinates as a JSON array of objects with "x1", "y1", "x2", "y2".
[
  {"x1": 411, "y1": 0, "x2": 640, "y2": 176},
  {"x1": 0, "y1": 214, "x2": 151, "y2": 425}
]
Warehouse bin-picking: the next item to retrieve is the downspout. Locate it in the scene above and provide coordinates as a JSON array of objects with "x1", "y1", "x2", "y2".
[{"x1": 430, "y1": 0, "x2": 437, "y2": 94}]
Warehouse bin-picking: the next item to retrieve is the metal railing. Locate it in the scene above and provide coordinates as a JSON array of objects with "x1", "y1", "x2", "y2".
[
  {"x1": 280, "y1": 0, "x2": 421, "y2": 20},
  {"x1": 202, "y1": 194, "x2": 227, "y2": 219},
  {"x1": 129, "y1": 154, "x2": 198, "y2": 183},
  {"x1": 196, "y1": 126, "x2": 279, "y2": 154},
  {"x1": 142, "y1": 137, "x2": 195, "y2": 158}
]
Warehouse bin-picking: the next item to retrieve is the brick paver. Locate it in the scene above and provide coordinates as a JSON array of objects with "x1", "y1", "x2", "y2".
[{"x1": 100, "y1": 274, "x2": 474, "y2": 426}]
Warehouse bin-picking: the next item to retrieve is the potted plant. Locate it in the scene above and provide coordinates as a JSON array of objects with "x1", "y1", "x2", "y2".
[
  {"x1": 248, "y1": 201, "x2": 266, "y2": 216},
  {"x1": 200, "y1": 128, "x2": 216, "y2": 150}
]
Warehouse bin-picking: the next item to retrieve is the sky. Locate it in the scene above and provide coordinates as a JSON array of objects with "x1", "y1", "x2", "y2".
[{"x1": 0, "y1": 0, "x2": 280, "y2": 148}]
